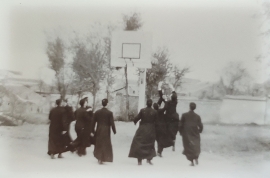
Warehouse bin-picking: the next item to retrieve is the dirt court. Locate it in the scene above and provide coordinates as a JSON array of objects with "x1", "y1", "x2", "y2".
[{"x1": 0, "y1": 122, "x2": 270, "y2": 178}]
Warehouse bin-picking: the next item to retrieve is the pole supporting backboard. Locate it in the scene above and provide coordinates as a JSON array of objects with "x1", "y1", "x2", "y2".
[
  {"x1": 138, "y1": 68, "x2": 147, "y2": 113},
  {"x1": 110, "y1": 31, "x2": 152, "y2": 113}
]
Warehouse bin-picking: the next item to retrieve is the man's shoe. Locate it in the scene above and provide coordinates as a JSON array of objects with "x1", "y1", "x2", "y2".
[
  {"x1": 147, "y1": 160, "x2": 153, "y2": 165},
  {"x1": 58, "y1": 154, "x2": 63, "y2": 158}
]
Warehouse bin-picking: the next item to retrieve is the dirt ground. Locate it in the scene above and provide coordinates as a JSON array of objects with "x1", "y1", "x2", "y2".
[{"x1": 0, "y1": 122, "x2": 270, "y2": 178}]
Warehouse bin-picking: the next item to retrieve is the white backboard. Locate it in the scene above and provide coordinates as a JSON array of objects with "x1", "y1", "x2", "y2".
[{"x1": 111, "y1": 31, "x2": 152, "y2": 68}]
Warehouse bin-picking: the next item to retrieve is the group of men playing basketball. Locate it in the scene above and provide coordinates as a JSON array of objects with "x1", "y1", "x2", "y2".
[{"x1": 47, "y1": 80, "x2": 203, "y2": 166}]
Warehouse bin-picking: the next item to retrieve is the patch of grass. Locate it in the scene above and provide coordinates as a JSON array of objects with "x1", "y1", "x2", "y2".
[{"x1": 201, "y1": 124, "x2": 270, "y2": 156}]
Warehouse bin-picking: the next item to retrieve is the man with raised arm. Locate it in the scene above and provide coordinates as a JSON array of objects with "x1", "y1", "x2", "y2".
[
  {"x1": 153, "y1": 82, "x2": 174, "y2": 157},
  {"x1": 158, "y1": 81, "x2": 180, "y2": 151}
]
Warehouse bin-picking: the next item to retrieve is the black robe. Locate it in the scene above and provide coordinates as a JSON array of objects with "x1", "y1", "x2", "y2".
[
  {"x1": 92, "y1": 107, "x2": 116, "y2": 162},
  {"x1": 155, "y1": 94, "x2": 174, "y2": 148},
  {"x1": 128, "y1": 107, "x2": 157, "y2": 160},
  {"x1": 74, "y1": 107, "x2": 91, "y2": 148},
  {"x1": 85, "y1": 106, "x2": 94, "y2": 146},
  {"x1": 48, "y1": 106, "x2": 67, "y2": 155},
  {"x1": 159, "y1": 90, "x2": 179, "y2": 141},
  {"x1": 179, "y1": 111, "x2": 203, "y2": 161}
]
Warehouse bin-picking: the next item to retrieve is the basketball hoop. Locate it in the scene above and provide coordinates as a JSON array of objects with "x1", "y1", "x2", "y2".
[
  {"x1": 111, "y1": 31, "x2": 152, "y2": 68},
  {"x1": 111, "y1": 31, "x2": 152, "y2": 113}
]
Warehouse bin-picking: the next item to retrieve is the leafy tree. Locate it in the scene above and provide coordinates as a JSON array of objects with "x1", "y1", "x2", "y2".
[
  {"x1": 221, "y1": 61, "x2": 251, "y2": 95},
  {"x1": 46, "y1": 37, "x2": 74, "y2": 99},
  {"x1": 72, "y1": 39, "x2": 107, "y2": 110},
  {"x1": 173, "y1": 66, "x2": 190, "y2": 91},
  {"x1": 123, "y1": 12, "x2": 143, "y2": 31},
  {"x1": 145, "y1": 47, "x2": 172, "y2": 98}
]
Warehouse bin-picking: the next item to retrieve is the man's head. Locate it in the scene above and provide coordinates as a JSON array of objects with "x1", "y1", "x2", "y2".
[
  {"x1": 171, "y1": 92, "x2": 177, "y2": 102},
  {"x1": 79, "y1": 98, "x2": 87, "y2": 108},
  {"x1": 190, "y1": 102, "x2": 196, "y2": 111},
  {"x1": 153, "y1": 103, "x2": 159, "y2": 110},
  {"x1": 102, "y1": 98, "x2": 108, "y2": 107},
  {"x1": 55, "y1": 99, "x2": 62, "y2": 106},
  {"x1": 146, "y1": 99, "x2": 153, "y2": 107}
]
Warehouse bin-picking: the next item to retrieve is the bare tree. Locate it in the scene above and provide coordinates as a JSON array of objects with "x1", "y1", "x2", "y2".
[
  {"x1": 144, "y1": 47, "x2": 172, "y2": 98},
  {"x1": 72, "y1": 39, "x2": 107, "y2": 110},
  {"x1": 46, "y1": 37, "x2": 68, "y2": 99},
  {"x1": 104, "y1": 30, "x2": 116, "y2": 100},
  {"x1": 221, "y1": 61, "x2": 251, "y2": 95},
  {"x1": 254, "y1": 1, "x2": 270, "y2": 82},
  {"x1": 173, "y1": 66, "x2": 190, "y2": 91}
]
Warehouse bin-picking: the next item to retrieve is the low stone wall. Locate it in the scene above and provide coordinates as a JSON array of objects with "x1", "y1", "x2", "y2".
[
  {"x1": 219, "y1": 96, "x2": 268, "y2": 125},
  {"x1": 177, "y1": 98, "x2": 222, "y2": 123}
]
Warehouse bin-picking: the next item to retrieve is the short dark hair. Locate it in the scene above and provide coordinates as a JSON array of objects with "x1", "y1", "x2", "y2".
[
  {"x1": 153, "y1": 103, "x2": 159, "y2": 110},
  {"x1": 83, "y1": 97, "x2": 88, "y2": 102},
  {"x1": 79, "y1": 99, "x2": 86, "y2": 107},
  {"x1": 171, "y1": 92, "x2": 177, "y2": 102},
  {"x1": 102, "y1": 99, "x2": 108, "y2": 107},
  {"x1": 190, "y1": 102, "x2": 196, "y2": 110},
  {"x1": 146, "y1": 99, "x2": 153, "y2": 107},
  {"x1": 56, "y1": 99, "x2": 62, "y2": 106}
]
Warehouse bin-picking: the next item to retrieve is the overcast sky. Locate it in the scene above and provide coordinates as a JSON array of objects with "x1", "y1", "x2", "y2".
[{"x1": 0, "y1": 0, "x2": 266, "y2": 84}]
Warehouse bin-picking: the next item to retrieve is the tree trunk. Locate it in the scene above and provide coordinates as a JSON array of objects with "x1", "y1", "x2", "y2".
[
  {"x1": 93, "y1": 93, "x2": 96, "y2": 111},
  {"x1": 106, "y1": 90, "x2": 109, "y2": 100},
  {"x1": 124, "y1": 65, "x2": 130, "y2": 121}
]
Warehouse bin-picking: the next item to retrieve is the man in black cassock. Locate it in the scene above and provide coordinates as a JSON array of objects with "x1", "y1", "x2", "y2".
[
  {"x1": 153, "y1": 93, "x2": 174, "y2": 157},
  {"x1": 179, "y1": 102, "x2": 203, "y2": 166},
  {"x1": 91, "y1": 99, "x2": 116, "y2": 164},
  {"x1": 128, "y1": 99, "x2": 157, "y2": 165},
  {"x1": 158, "y1": 81, "x2": 179, "y2": 151},
  {"x1": 48, "y1": 99, "x2": 68, "y2": 159},
  {"x1": 73, "y1": 98, "x2": 91, "y2": 156},
  {"x1": 82, "y1": 97, "x2": 95, "y2": 147}
]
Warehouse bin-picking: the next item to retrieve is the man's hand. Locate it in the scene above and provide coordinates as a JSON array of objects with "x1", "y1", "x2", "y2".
[
  {"x1": 62, "y1": 131, "x2": 67, "y2": 134},
  {"x1": 90, "y1": 133, "x2": 94, "y2": 137}
]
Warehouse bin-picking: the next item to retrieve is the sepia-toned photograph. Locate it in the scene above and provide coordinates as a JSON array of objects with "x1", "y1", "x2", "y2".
[{"x1": 0, "y1": 0, "x2": 270, "y2": 177}]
